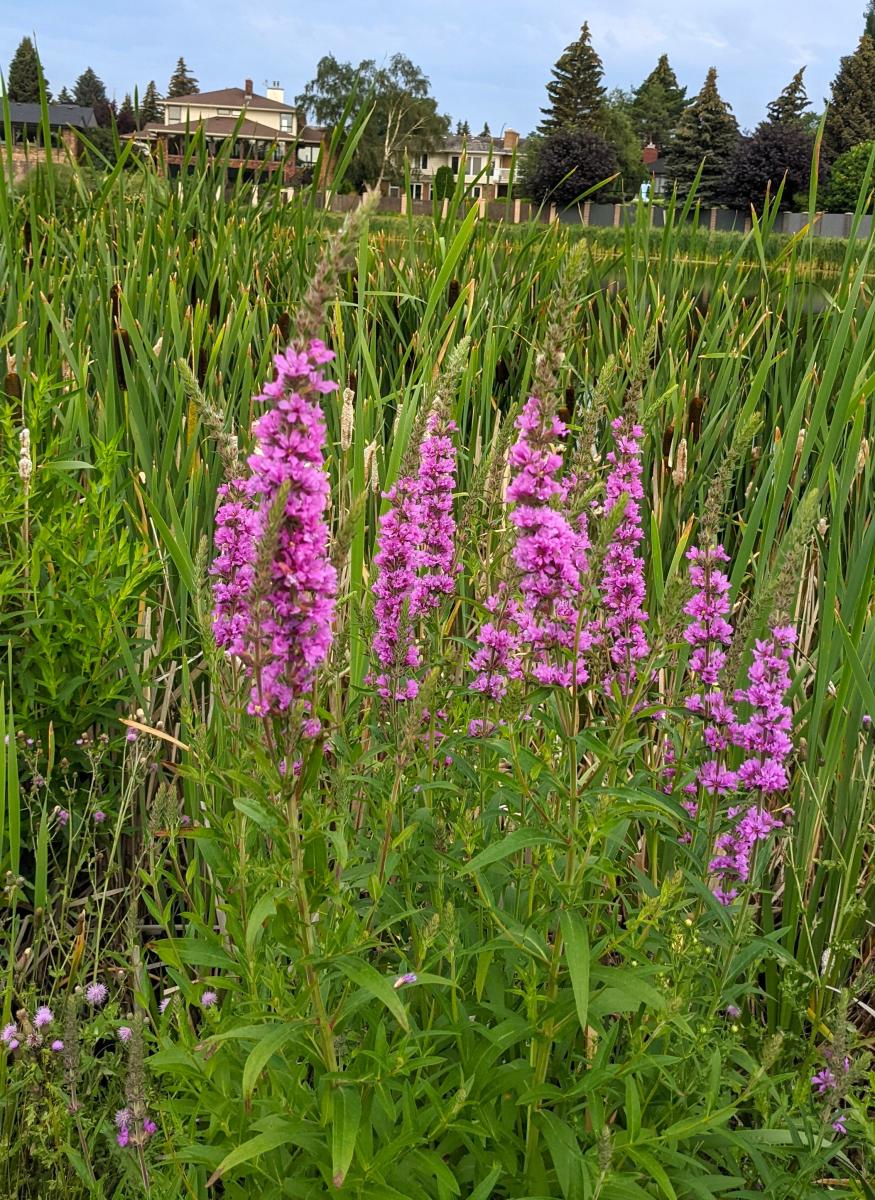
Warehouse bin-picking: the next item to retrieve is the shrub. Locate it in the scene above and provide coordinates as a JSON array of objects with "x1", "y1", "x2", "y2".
[
  {"x1": 825, "y1": 139, "x2": 875, "y2": 211},
  {"x1": 522, "y1": 129, "x2": 618, "y2": 207},
  {"x1": 432, "y1": 164, "x2": 454, "y2": 201}
]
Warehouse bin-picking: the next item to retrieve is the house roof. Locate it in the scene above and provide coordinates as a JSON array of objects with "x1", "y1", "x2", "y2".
[
  {"x1": 7, "y1": 102, "x2": 98, "y2": 129},
  {"x1": 165, "y1": 87, "x2": 292, "y2": 112},
  {"x1": 441, "y1": 133, "x2": 524, "y2": 155},
  {"x1": 649, "y1": 157, "x2": 668, "y2": 175},
  {"x1": 146, "y1": 116, "x2": 298, "y2": 140},
  {"x1": 299, "y1": 125, "x2": 327, "y2": 143}
]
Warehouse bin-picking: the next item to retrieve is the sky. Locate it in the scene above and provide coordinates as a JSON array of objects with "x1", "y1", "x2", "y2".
[{"x1": 1, "y1": 0, "x2": 870, "y2": 134}]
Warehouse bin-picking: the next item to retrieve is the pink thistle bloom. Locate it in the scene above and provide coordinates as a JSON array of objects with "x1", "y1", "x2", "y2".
[
  {"x1": 85, "y1": 982, "x2": 108, "y2": 1007},
  {"x1": 33, "y1": 1005, "x2": 53, "y2": 1029},
  {"x1": 93, "y1": 811, "x2": 107, "y2": 824},
  {"x1": 117, "y1": 1026, "x2": 133, "y2": 1043},
  {"x1": 212, "y1": 341, "x2": 338, "y2": 716},
  {"x1": 56, "y1": 809, "x2": 69, "y2": 827},
  {"x1": 598, "y1": 414, "x2": 648, "y2": 694},
  {"x1": 125, "y1": 728, "x2": 138, "y2": 743},
  {"x1": 2, "y1": 1022, "x2": 19, "y2": 1047},
  {"x1": 200, "y1": 989, "x2": 218, "y2": 1008},
  {"x1": 50, "y1": 1039, "x2": 64, "y2": 1052}
]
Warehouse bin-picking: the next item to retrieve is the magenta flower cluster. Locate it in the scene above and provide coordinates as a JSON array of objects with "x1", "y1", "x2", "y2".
[
  {"x1": 371, "y1": 411, "x2": 459, "y2": 699},
  {"x1": 115, "y1": 1107, "x2": 158, "y2": 1148},
  {"x1": 471, "y1": 396, "x2": 591, "y2": 696},
  {"x1": 211, "y1": 340, "x2": 338, "y2": 716},
  {"x1": 600, "y1": 414, "x2": 649, "y2": 694}
]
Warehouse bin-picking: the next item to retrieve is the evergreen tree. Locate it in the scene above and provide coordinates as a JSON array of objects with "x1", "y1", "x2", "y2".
[
  {"x1": 455, "y1": 119, "x2": 471, "y2": 136},
  {"x1": 56, "y1": 86, "x2": 73, "y2": 104},
  {"x1": 594, "y1": 91, "x2": 646, "y2": 192},
  {"x1": 479, "y1": 121, "x2": 491, "y2": 138},
  {"x1": 630, "y1": 53, "x2": 687, "y2": 147},
  {"x1": 766, "y1": 67, "x2": 810, "y2": 125},
  {"x1": 539, "y1": 22, "x2": 606, "y2": 134},
  {"x1": 117, "y1": 94, "x2": 136, "y2": 135},
  {"x1": 823, "y1": 34, "x2": 875, "y2": 161},
  {"x1": 73, "y1": 67, "x2": 107, "y2": 108},
  {"x1": 7, "y1": 36, "x2": 47, "y2": 103},
  {"x1": 666, "y1": 67, "x2": 739, "y2": 203},
  {"x1": 167, "y1": 57, "x2": 198, "y2": 98},
  {"x1": 866, "y1": 1, "x2": 875, "y2": 40},
  {"x1": 140, "y1": 80, "x2": 164, "y2": 125}
]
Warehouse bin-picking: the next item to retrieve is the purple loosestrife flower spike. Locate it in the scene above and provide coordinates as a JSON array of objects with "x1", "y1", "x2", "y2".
[
  {"x1": 371, "y1": 472, "x2": 423, "y2": 699},
  {"x1": 211, "y1": 341, "x2": 338, "y2": 716},
  {"x1": 411, "y1": 412, "x2": 459, "y2": 617},
  {"x1": 708, "y1": 626, "x2": 796, "y2": 904},
  {"x1": 600, "y1": 413, "x2": 649, "y2": 694},
  {"x1": 85, "y1": 982, "x2": 108, "y2": 1007}
]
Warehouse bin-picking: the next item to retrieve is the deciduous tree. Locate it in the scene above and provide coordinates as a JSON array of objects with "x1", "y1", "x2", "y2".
[{"x1": 523, "y1": 128, "x2": 618, "y2": 207}]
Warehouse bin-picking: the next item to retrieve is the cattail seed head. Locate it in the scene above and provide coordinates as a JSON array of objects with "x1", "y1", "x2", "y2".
[
  {"x1": 672, "y1": 437, "x2": 688, "y2": 487},
  {"x1": 340, "y1": 388, "x2": 355, "y2": 452}
]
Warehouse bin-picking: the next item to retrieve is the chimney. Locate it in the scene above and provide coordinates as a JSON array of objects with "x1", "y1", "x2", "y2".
[
  {"x1": 266, "y1": 81, "x2": 285, "y2": 104},
  {"x1": 244, "y1": 78, "x2": 253, "y2": 101},
  {"x1": 503, "y1": 128, "x2": 519, "y2": 150},
  {"x1": 642, "y1": 141, "x2": 659, "y2": 165}
]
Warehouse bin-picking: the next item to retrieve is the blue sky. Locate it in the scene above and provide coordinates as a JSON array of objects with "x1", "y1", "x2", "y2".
[{"x1": 2, "y1": 1, "x2": 868, "y2": 133}]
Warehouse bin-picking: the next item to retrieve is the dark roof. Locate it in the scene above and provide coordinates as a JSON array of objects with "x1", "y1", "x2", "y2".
[
  {"x1": 165, "y1": 87, "x2": 292, "y2": 112},
  {"x1": 146, "y1": 116, "x2": 297, "y2": 140},
  {"x1": 7, "y1": 102, "x2": 98, "y2": 129},
  {"x1": 298, "y1": 125, "x2": 327, "y2": 143},
  {"x1": 649, "y1": 157, "x2": 668, "y2": 175}
]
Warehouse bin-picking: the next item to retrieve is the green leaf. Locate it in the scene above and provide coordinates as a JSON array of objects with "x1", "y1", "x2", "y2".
[
  {"x1": 466, "y1": 1165, "x2": 502, "y2": 1200},
  {"x1": 242, "y1": 1022, "x2": 302, "y2": 1103},
  {"x1": 206, "y1": 1128, "x2": 301, "y2": 1186},
  {"x1": 559, "y1": 910, "x2": 590, "y2": 1038},
  {"x1": 460, "y1": 828, "x2": 563, "y2": 874},
  {"x1": 331, "y1": 1087, "x2": 362, "y2": 1188},
  {"x1": 336, "y1": 956, "x2": 411, "y2": 1033}
]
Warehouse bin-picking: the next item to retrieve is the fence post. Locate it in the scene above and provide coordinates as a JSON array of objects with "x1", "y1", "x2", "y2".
[
  {"x1": 400, "y1": 191, "x2": 407, "y2": 216},
  {"x1": 613, "y1": 204, "x2": 621, "y2": 227},
  {"x1": 478, "y1": 197, "x2": 486, "y2": 219},
  {"x1": 583, "y1": 201, "x2": 591, "y2": 227},
  {"x1": 441, "y1": 197, "x2": 449, "y2": 219},
  {"x1": 513, "y1": 198, "x2": 521, "y2": 224},
  {"x1": 709, "y1": 207, "x2": 718, "y2": 232}
]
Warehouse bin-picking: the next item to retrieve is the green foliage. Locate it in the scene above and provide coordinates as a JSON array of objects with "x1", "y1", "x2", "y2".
[
  {"x1": 166, "y1": 56, "x2": 198, "y2": 98},
  {"x1": 296, "y1": 53, "x2": 448, "y2": 188},
  {"x1": 723, "y1": 75, "x2": 815, "y2": 211},
  {"x1": 595, "y1": 92, "x2": 646, "y2": 195},
  {"x1": 7, "y1": 36, "x2": 46, "y2": 103},
  {"x1": 432, "y1": 164, "x2": 454, "y2": 201},
  {"x1": 72, "y1": 66, "x2": 106, "y2": 109},
  {"x1": 666, "y1": 67, "x2": 739, "y2": 203},
  {"x1": 825, "y1": 140, "x2": 875, "y2": 210},
  {"x1": 138, "y1": 80, "x2": 163, "y2": 126},
  {"x1": 523, "y1": 128, "x2": 618, "y2": 206},
  {"x1": 823, "y1": 34, "x2": 875, "y2": 161},
  {"x1": 539, "y1": 22, "x2": 606, "y2": 135},
  {"x1": 630, "y1": 54, "x2": 687, "y2": 149},
  {"x1": 767, "y1": 68, "x2": 811, "y2": 125},
  {"x1": 866, "y1": 1, "x2": 875, "y2": 43}
]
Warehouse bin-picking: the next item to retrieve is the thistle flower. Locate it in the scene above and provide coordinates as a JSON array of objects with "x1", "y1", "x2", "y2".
[
  {"x1": 51, "y1": 1039, "x2": 64, "y2": 1052},
  {"x1": 1, "y1": 1022, "x2": 19, "y2": 1050},
  {"x1": 200, "y1": 990, "x2": 218, "y2": 1008},
  {"x1": 118, "y1": 1025, "x2": 133, "y2": 1043},
  {"x1": 599, "y1": 412, "x2": 649, "y2": 694},
  {"x1": 85, "y1": 982, "x2": 108, "y2": 1007},
  {"x1": 93, "y1": 811, "x2": 107, "y2": 824},
  {"x1": 33, "y1": 1005, "x2": 53, "y2": 1029}
]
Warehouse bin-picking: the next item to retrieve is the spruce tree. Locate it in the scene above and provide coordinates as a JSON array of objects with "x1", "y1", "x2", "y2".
[
  {"x1": 539, "y1": 22, "x2": 606, "y2": 134},
  {"x1": 73, "y1": 67, "x2": 107, "y2": 108},
  {"x1": 7, "y1": 36, "x2": 47, "y2": 103},
  {"x1": 56, "y1": 85, "x2": 73, "y2": 104},
  {"x1": 167, "y1": 57, "x2": 198, "y2": 98},
  {"x1": 140, "y1": 80, "x2": 164, "y2": 125},
  {"x1": 630, "y1": 54, "x2": 687, "y2": 147},
  {"x1": 455, "y1": 119, "x2": 471, "y2": 137},
  {"x1": 766, "y1": 68, "x2": 810, "y2": 125},
  {"x1": 823, "y1": 34, "x2": 875, "y2": 161},
  {"x1": 117, "y1": 94, "x2": 136, "y2": 135},
  {"x1": 479, "y1": 121, "x2": 491, "y2": 138},
  {"x1": 666, "y1": 67, "x2": 739, "y2": 203}
]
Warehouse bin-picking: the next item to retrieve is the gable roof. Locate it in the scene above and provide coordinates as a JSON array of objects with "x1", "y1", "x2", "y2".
[
  {"x1": 145, "y1": 116, "x2": 297, "y2": 140},
  {"x1": 7, "y1": 102, "x2": 98, "y2": 129},
  {"x1": 165, "y1": 87, "x2": 293, "y2": 112},
  {"x1": 440, "y1": 133, "x2": 525, "y2": 155}
]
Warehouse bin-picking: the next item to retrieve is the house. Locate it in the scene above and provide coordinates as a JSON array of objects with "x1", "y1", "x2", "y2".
[
  {"x1": 3, "y1": 102, "x2": 98, "y2": 181},
  {"x1": 138, "y1": 79, "x2": 328, "y2": 191},
  {"x1": 389, "y1": 128, "x2": 525, "y2": 201},
  {"x1": 642, "y1": 142, "x2": 670, "y2": 197}
]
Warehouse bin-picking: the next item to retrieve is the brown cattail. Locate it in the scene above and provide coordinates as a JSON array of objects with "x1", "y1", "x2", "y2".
[
  {"x1": 672, "y1": 437, "x2": 688, "y2": 488},
  {"x1": 110, "y1": 282, "x2": 122, "y2": 323},
  {"x1": 495, "y1": 356, "x2": 510, "y2": 386},
  {"x1": 662, "y1": 423, "x2": 675, "y2": 460},
  {"x1": 209, "y1": 279, "x2": 221, "y2": 322},
  {"x1": 112, "y1": 327, "x2": 131, "y2": 389},
  {"x1": 4, "y1": 371, "x2": 22, "y2": 404},
  {"x1": 447, "y1": 278, "x2": 460, "y2": 308},
  {"x1": 277, "y1": 311, "x2": 292, "y2": 342},
  {"x1": 688, "y1": 393, "x2": 705, "y2": 442}
]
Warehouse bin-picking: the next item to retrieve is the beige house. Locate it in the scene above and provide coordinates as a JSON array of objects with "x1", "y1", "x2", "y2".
[
  {"x1": 140, "y1": 79, "x2": 327, "y2": 189},
  {"x1": 389, "y1": 129, "x2": 524, "y2": 201}
]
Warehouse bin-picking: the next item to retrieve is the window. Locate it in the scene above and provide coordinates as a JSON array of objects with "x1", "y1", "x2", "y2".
[
  {"x1": 280, "y1": 112, "x2": 293, "y2": 132},
  {"x1": 166, "y1": 106, "x2": 181, "y2": 123},
  {"x1": 297, "y1": 145, "x2": 318, "y2": 163},
  {"x1": 471, "y1": 185, "x2": 481, "y2": 199},
  {"x1": 388, "y1": 184, "x2": 400, "y2": 197},
  {"x1": 419, "y1": 152, "x2": 428, "y2": 169},
  {"x1": 411, "y1": 183, "x2": 423, "y2": 200},
  {"x1": 469, "y1": 155, "x2": 483, "y2": 174},
  {"x1": 451, "y1": 155, "x2": 460, "y2": 173}
]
